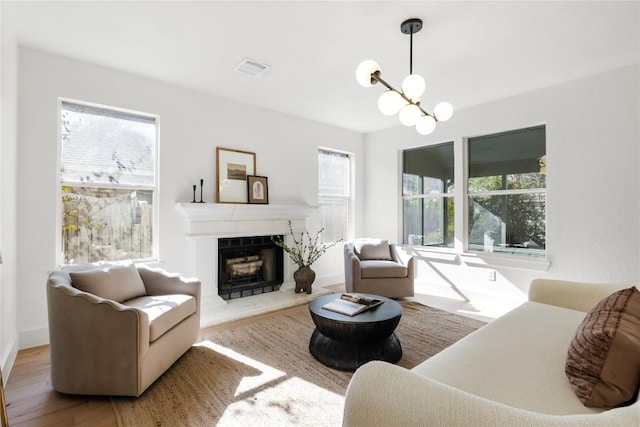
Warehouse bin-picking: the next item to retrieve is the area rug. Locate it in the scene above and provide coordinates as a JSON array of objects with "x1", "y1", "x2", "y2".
[{"x1": 112, "y1": 301, "x2": 486, "y2": 426}]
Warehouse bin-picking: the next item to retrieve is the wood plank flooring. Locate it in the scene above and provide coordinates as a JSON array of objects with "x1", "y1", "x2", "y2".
[{"x1": 4, "y1": 345, "x2": 116, "y2": 427}]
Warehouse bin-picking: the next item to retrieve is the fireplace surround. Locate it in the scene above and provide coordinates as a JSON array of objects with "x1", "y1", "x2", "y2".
[{"x1": 177, "y1": 203, "x2": 331, "y2": 326}]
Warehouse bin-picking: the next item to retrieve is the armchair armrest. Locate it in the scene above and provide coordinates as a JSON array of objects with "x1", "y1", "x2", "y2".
[
  {"x1": 344, "y1": 244, "x2": 362, "y2": 292},
  {"x1": 390, "y1": 244, "x2": 414, "y2": 277},
  {"x1": 46, "y1": 278, "x2": 150, "y2": 395},
  {"x1": 137, "y1": 266, "x2": 201, "y2": 312},
  {"x1": 528, "y1": 279, "x2": 630, "y2": 313},
  {"x1": 343, "y1": 361, "x2": 639, "y2": 427}
]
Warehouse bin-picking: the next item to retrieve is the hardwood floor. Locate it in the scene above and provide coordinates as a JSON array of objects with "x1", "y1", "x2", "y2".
[{"x1": 4, "y1": 345, "x2": 116, "y2": 427}]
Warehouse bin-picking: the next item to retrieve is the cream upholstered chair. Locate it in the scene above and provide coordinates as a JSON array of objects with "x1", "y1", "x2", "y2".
[
  {"x1": 46, "y1": 262, "x2": 201, "y2": 397},
  {"x1": 344, "y1": 239, "x2": 414, "y2": 298}
]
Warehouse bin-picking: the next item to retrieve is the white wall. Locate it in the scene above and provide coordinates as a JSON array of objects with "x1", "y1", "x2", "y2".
[
  {"x1": 364, "y1": 65, "x2": 640, "y2": 301},
  {"x1": 0, "y1": 16, "x2": 20, "y2": 377},
  {"x1": 16, "y1": 47, "x2": 364, "y2": 348}
]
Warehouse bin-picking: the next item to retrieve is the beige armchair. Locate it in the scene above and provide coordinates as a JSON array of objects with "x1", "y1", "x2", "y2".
[
  {"x1": 344, "y1": 239, "x2": 414, "y2": 298},
  {"x1": 47, "y1": 262, "x2": 201, "y2": 397}
]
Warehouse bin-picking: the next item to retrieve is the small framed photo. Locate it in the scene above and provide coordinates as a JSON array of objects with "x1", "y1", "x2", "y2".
[
  {"x1": 247, "y1": 175, "x2": 269, "y2": 204},
  {"x1": 216, "y1": 147, "x2": 256, "y2": 203}
]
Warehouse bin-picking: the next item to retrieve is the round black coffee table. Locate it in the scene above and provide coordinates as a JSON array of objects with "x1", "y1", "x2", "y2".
[{"x1": 308, "y1": 293, "x2": 403, "y2": 371}]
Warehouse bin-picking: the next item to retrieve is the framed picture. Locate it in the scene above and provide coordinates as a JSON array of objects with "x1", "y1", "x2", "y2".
[
  {"x1": 216, "y1": 147, "x2": 256, "y2": 203},
  {"x1": 247, "y1": 175, "x2": 269, "y2": 204}
]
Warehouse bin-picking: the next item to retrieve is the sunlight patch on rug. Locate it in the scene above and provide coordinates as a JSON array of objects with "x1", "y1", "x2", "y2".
[
  {"x1": 194, "y1": 340, "x2": 344, "y2": 426},
  {"x1": 195, "y1": 341, "x2": 286, "y2": 397},
  {"x1": 217, "y1": 376, "x2": 344, "y2": 427}
]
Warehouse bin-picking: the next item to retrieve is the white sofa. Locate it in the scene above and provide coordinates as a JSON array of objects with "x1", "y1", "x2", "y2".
[{"x1": 342, "y1": 279, "x2": 640, "y2": 426}]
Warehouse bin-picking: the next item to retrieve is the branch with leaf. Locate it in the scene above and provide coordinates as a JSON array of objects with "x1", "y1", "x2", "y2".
[{"x1": 272, "y1": 220, "x2": 342, "y2": 267}]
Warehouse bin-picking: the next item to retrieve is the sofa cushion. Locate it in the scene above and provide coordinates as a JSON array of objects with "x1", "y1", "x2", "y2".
[
  {"x1": 70, "y1": 264, "x2": 146, "y2": 303},
  {"x1": 355, "y1": 239, "x2": 392, "y2": 260},
  {"x1": 412, "y1": 301, "x2": 604, "y2": 415},
  {"x1": 360, "y1": 260, "x2": 407, "y2": 279},
  {"x1": 123, "y1": 294, "x2": 197, "y2": 342},
  {"x1": 565, "y1": 286, "x2": 640, "y2": 408}
]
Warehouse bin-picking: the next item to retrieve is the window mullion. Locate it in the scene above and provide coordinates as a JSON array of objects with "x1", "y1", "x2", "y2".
[{"x1": 455, "y1": 136, "x2": 466, "y2": 253}]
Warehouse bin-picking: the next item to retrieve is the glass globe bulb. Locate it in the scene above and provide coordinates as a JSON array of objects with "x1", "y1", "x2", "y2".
[
  {"x1": 398, "y1": 104, "x2": 422, "y2": 127},
  {"x1": 355, "y1": 60, "x2": 381, "y2": 88},
  {"x1": 401, "y1": 74, "x2": 425, "y2": 100},
  {"x1": 416, "y1": 115, "x2": 437, "y2": 135},
  {"x1": 378, "y1": 90, "x2": 406, "y2": 116},
  {"x1": 434, "y1": 102, "x2": 454, "y2": 122}
]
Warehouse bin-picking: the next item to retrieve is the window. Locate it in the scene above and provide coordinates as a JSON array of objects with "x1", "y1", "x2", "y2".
[
  {"x1": 402, "y1": 142, "x2": 455, "y2": 247},
  {"x1": 468, "y1": 126, "x2": 546, "y2": 257},
  {"x1": 59, "y1": 100, "x2": 158, "y2": 264},
  {"x1": 318, "y1": 148, "x2": 352, "y2": 243},
  {"x1": 401, "y1": 125, "x2": 546, "y2": 258}
]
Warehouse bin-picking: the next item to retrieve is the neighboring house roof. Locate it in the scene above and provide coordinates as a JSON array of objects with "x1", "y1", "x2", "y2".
[{"x1": 61, "y1": 102, "x2": 155, "y2": 187}]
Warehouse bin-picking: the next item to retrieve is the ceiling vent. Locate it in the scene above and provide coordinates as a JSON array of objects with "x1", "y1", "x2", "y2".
[{"x1": 234, "y1": 58, "x2": 270, "y2": 77}]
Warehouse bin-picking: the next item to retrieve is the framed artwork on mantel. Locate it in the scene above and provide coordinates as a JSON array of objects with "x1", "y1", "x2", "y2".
[
  {"x1": 216, "y1": 147, "x2": 256, "y2": 203},
  {"x1": 247, "y1": 175, "x2": 269, "y2": 204}
]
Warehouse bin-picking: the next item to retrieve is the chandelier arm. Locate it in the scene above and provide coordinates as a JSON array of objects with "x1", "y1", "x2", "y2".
[
  {"x1": 370, "y1": 71, "x2": 394, "y2": 91},
  {"x1": 415, "y1": 103, "x2": 435, "y2": 119},
  {"x1": 371, "y1": 72, "x2": 436, "y2": 119}
]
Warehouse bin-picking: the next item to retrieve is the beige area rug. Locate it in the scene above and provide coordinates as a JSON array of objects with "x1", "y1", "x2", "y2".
[{"x1": 112, "y1": 301, "x2": 486, "y2": 427}]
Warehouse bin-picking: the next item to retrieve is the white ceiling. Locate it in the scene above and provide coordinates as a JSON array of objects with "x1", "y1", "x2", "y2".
[{"x1": 3, "y1": 1, "x2": 639, "y2": 133}]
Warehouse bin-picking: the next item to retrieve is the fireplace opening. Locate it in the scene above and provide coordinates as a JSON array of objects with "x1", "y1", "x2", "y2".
[{"x1": 218, "y1": 235, "x2": 284, "y2": 300}]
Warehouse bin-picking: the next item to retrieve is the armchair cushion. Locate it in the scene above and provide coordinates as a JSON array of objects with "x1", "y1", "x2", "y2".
[
  {"x1": 69, "y1": 263, "x2": 146, "y2": 303},
  {"x1": 123, "y1": 294, "x2": 197, "y2": 342},
  {"x1": 355, "y1": 239, "x2": 392, "y2": 260},
  {"x1": 360, "y1": 260, "x2": 408, "y2": 279}
]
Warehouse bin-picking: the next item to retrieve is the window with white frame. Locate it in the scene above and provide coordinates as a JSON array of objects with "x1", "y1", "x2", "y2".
[
  {"x1": 401, "y1": 125, "x2": 546, "y2": 258},
  {"x1": 59, "y1": 100, "x2": 158, "y2": 264},
  {"x1": 467, "y1": 126, "x2": 546, "y2": 257},
  {"x1": 318, "y1": 148, "x2": 352, "y2": 243},
  {"x1": 402, "y1": 142, "x2": 455, "y2": 247}
]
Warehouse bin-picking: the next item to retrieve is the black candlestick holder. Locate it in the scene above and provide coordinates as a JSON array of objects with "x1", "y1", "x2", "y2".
[
  {"x1": 191, "y1": 185, "x2": 197, "y2": 203},
  {"x1": 199, "y1": 179, "x2": 205, "y2": 203}
]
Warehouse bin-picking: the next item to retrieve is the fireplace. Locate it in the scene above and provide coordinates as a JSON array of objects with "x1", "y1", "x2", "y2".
[
  {"x1": 217, "y1": 235, "x2": 284, "y2": 300},
  {"x1": 177, "y1": 203, "x2": 331, "y2": 327}
]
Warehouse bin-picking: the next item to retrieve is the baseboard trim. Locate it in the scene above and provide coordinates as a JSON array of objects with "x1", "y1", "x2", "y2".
[
  {"x1": 19, "y1": 326, "x2": 49, "y2": 350},
  {"x1": 1, "y1": 333, "x2": 19, "y2": 383}
]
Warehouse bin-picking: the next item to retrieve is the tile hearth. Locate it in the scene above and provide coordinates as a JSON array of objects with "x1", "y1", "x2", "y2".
[{"x1": 200, "y1": 283, "x2": 331, "y2": 327}]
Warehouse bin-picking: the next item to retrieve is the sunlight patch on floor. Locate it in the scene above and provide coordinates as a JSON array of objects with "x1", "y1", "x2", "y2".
[{"x1": 411, "y1": 280, "x2": 525, "y2": 322}]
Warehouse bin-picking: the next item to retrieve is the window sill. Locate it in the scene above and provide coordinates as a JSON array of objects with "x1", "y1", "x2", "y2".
[
  {"x1": 399, "y1": 245, "x2": 551, "y2": 271},
  {"x1": 461, "y1": 252, "x2": 550, "y2": 271},
  {"x1": 399, "y1": 245, "x2": 459, "y2": 263}
]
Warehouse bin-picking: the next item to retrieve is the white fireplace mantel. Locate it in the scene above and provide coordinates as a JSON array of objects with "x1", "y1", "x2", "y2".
[{"x1": 176, "y1": 202, "x2": 316, "y2": 237}]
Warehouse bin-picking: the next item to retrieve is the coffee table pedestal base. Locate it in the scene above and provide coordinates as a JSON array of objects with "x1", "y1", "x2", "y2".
[{"x1": 309, "y1": 329, "x2": 402, "y2": 371}]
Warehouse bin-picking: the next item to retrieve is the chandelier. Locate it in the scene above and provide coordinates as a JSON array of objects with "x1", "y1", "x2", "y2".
[{"x1": 356, "y1": 18, "x2": 453, "y2": 135}]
